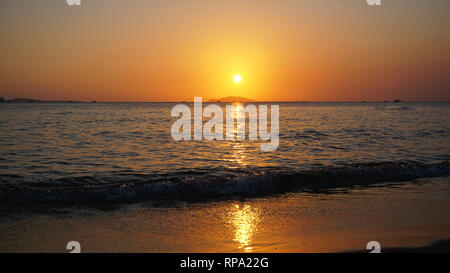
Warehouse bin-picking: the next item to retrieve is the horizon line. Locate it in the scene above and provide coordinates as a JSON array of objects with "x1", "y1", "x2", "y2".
[{"x1": 1, "y1": 97, "x2": 450, "y2": 104}]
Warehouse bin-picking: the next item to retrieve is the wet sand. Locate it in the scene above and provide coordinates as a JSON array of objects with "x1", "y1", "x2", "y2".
[{"x1": 0, "y1": 176, "x2": 449, "y2": 253}]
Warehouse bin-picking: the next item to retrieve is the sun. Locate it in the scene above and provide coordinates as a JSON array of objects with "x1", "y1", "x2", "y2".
[{"x1": 233, "y1": 74, "x2": 242, "y2": 83}]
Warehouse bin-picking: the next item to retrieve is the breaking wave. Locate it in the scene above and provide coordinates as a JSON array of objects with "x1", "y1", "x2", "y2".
[{"x1": 0, "y1": 161, "x2": 449, "y2": 206}]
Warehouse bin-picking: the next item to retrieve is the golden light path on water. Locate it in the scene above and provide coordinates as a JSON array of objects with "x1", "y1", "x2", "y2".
[
  {"x1": 227, "y1": 103, "x2": 260, "y2": 252},
  {"x1": 222, "y1": 103, "x2": 249, "y2": 168},
  {"x1": 230, "y1": 203, "x2": 261, "y2": 252}
]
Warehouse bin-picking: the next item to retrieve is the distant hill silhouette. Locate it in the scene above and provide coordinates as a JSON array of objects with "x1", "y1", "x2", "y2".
[
  {"x1": 2, "y1": 97, "x2": 82, "y2": 103},
  {"x1": 6, "y1": 98, "x2": 42, "y2": 103},
  {"x1": 207, "y1": 96, "x2": 256, "y2": 103}
]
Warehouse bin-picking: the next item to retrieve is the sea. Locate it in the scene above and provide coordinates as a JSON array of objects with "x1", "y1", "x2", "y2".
[{"x1": 0, "y1": 102, "x2": 449, "y2": 206}]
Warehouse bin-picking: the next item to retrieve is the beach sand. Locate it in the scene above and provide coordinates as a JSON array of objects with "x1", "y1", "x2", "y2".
[{"x1": 0, "y1": 176, "x2": 449, "y2": 253}]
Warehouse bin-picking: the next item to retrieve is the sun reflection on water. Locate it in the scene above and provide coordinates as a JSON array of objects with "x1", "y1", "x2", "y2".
[
  {"x1": 230, "y1": 203, "x2": 260, "y2": 252},
  {"x1": 223, "y1": 103, "x2": 249, "y2": 168}
]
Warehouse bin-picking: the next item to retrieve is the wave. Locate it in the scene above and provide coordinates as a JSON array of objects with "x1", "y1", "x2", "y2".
[
  {"x1": 378, "y1": 105, "x2": 411, "y2": 111},
  {"x1": 290, "y1": 129, "x2": 329, "y2": 140},
  {"x1": 0, "y1": 161, "x2": 449, "y2": 206}
]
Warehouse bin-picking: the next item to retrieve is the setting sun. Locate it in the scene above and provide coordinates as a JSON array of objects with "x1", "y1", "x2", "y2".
[{"x1": 233, "y1": 74, "x2": 242, "y2": 83}]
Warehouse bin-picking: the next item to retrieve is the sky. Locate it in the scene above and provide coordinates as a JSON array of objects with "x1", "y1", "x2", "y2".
[{"x1": 0, "y1": 0, "x2": 449, "y2": 102}]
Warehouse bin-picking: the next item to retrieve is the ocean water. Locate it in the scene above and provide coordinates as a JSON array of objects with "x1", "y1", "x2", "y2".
[{"x1": 0, "y1": 102, "x2": 449, "y2": 205}]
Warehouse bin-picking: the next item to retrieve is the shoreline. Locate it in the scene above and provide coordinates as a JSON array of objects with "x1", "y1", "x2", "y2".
[
  {"x1": 350, "y1": 238, "x2": 450, "y2": 253},
  {"x1": 0, "y1": 177, "x2": 449, "y2": 253}
]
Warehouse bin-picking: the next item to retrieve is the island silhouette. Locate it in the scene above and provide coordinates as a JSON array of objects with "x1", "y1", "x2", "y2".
[{"x1": 207, "y1": 96, "x2": 256, "y2": 103}]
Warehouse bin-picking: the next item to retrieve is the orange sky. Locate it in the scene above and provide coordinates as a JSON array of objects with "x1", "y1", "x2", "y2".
[{"x1": 0, "y1": 0, "x2": 449, "y2": 102}]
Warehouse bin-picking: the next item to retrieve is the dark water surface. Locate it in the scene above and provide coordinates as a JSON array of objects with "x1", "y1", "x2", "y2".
[{"x1": 0, "y1": 102, "x2": 449, "y2": 205}]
